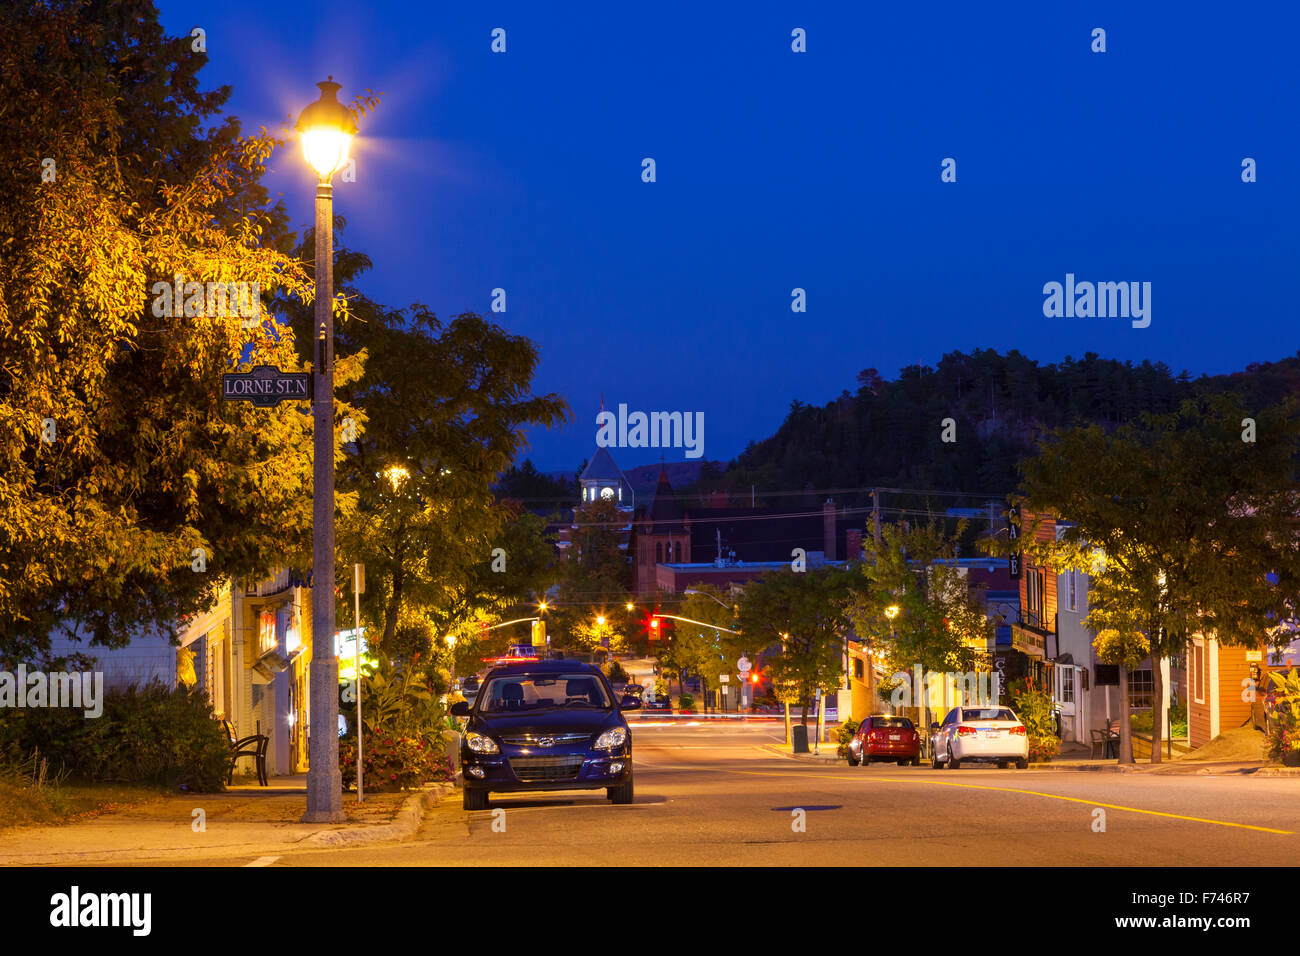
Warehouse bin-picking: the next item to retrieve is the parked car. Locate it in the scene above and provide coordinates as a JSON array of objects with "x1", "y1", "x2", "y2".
[
  {"x1": 847, "y1": 715, "x2": 921, "y2": 766},
  {"x1": 459, "y1": 675, "x2": 481, "y2": 699},
  {"x1": 449, "y1": 659, "x2": 641, "y2": 810},
  {"x1": 643, "y1": 696, "x2": 672, "y2": 712},
  {"x1": 930, "y1": 705, "x2": 1029, "y2": 769}
]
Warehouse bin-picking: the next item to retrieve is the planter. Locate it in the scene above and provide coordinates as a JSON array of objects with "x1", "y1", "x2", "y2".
[{"x1": 1283, "y1": 750, "x2": 1300, "y2": 768}]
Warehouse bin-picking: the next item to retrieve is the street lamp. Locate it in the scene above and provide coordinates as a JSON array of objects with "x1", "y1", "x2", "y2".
[{"x1": 298, "y1": 77, "x2": 359, "y2": 824}]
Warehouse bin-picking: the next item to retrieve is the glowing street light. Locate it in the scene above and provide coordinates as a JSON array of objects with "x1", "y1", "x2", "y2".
[
  {"x1": 298, "y1": 77, "x2": 360, "y2": 824},
  {"x1": 297, "y1": 78, "x2": 357, "y2": 180},
  {"x1": 596, "y1": 615, "x2": 606, "y2": 627},
  {"x1": 384, "y1": 463, "x2": 410, "y2": 490},
  {"x1": 885, "y1": 605, "x2": 900, "y2": 620}
]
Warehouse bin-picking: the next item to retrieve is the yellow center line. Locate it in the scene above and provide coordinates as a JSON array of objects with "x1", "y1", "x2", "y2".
[{"x1": 728, "y1": 758, "x2": 1295, "y2": 835}]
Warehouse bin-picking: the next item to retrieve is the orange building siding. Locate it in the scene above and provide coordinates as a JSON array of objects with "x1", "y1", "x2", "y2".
[{"x1": 1217, "y1": 645, "x2": 1253, "y2": 732}]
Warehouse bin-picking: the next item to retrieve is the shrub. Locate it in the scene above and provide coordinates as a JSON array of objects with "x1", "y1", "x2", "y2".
[
  {"x1": 677, "y1": 694, "x2": 694, "y2": 711},
  {"x1": 1010, "y1": 679, "x2": 1059, "y2": 762},
  {"x1": 0, "y1": 681, "x2": 232, "y2": 791},
  {"x1": 1264, "y1": 669, "x2": 1300, "y2": 763},
  {"x1": 338, "y1": 651, "x2": 455, "y2": 790},
  {"x1": 836, "y1": 719, "x2": 860, "y2": 758},
  {"x1": 605, "y1": 660, "x2": 629, "y2": 684},
  {"x1": 340, "y1": 735, "x2": 453, "y2": 792}
]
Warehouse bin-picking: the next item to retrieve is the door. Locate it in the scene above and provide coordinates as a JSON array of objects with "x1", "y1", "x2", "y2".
[{"x1": 1055, "y1": 665, "x2": 1079, "y2": 742}]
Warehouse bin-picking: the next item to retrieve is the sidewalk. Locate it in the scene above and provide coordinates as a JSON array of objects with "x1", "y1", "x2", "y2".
[
  {"x1": 0, "y1": 775, "x2": 455, "y2": 865},
  {"x1": 762, "y1": 739, "x2": 1300, "y2": 775}
]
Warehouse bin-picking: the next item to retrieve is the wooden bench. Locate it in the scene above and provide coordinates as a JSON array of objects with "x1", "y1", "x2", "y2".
[{"x1": 224, "y1": 720, "x2": 269, "y2": 786}]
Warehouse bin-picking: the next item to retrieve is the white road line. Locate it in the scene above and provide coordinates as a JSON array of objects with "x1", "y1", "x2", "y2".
[{"x1": 244, "y1": 855, "x2": 280, "y2": 867}]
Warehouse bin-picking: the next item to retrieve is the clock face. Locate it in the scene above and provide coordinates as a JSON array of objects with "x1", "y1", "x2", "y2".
[{"x1": 600, "y1": 486, "x2": 615, "y2": 500}]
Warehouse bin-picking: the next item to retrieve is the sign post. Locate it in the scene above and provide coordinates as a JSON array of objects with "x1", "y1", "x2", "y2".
[
  {"x1": 737, "y1": 657, "x2": 751, "y2": 715},
  {"x1": 353, "y1": 563, "x2": 364, "y2": 803}
]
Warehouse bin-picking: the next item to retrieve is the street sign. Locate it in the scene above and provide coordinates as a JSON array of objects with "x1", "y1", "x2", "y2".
[
  {"x1": 1007, "y1": 504, "x2": 1022, "y2": 580},
  {"x1": 222, "y1": 365, "x2": 310, "y2": 407},
  {"x1": 737, "y1": 657, "x2": 751, "y2": 672},
  {"x1": 719, "y1": 674, "x2": 729, "y2": 683}
]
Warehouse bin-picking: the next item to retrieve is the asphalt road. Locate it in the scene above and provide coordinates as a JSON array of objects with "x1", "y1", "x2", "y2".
[{"x1": 164, "y1": 720, "x2": 1300, "y2": 866}]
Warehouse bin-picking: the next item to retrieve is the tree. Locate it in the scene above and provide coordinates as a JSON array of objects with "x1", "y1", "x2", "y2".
[
  {"x1": 0, "y1": 0, "x2": 364, "y2": 663},
  {"x1": 679, "y1": 585, "x2": 746, "y2": 712},
  {"x1": 1007, "y1": 393, "x2": 1300, "y2": 763},
  {"x1": 272, "y1": 222, "x2": 569, "y2": 656},
  {"x1": 737, "y1": 567, "x2": 855, "y2": 730},
  {"x1": 546, "y1": 497, "x2": 632, "y2": 656},
  {"x1": 848, "y1": 522, "x2": 986, "y2": 721}
]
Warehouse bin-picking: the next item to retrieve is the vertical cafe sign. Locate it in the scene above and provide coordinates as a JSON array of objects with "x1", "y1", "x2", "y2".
[{"x1": 1007, "y1": 504, "x2": 1022, "y2": 580}]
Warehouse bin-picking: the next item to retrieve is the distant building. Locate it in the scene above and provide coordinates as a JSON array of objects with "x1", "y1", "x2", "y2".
[{"x1": 630, "y1": 469, "x2": 865, "y2": 598}]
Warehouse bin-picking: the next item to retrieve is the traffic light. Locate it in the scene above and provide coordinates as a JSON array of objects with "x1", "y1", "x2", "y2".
[
  {"x1": 648, "y1": 616, "x2": 660, "y2": 641},
  {"x1": 530, "y1": 619, "x2": 546, "y2": 647}
]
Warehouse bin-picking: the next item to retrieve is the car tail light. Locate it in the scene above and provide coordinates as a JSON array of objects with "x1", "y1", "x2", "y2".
[
  {"x1": 1009, "y1": 725, "x2": 1026, "y2": 736},
  {"x1": 956, "y1": 726, "x2": 977, "y2": 736}
]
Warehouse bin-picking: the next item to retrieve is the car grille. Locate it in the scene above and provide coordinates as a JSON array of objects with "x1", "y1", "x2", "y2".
[
  {"x1": 509, "y1": 755, "x2": 587, "y2": 782},
  {"x1": 500, "y1": 733, "x2": 592, "y2": 747}
]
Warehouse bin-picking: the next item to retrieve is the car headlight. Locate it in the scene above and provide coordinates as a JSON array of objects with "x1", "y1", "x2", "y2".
[
  {"x1": 466, "y1": 731, "x2": 499, "y2": 754},
  {"x1": 594, "y1": 727, "x2": 628, "y2": 750}
]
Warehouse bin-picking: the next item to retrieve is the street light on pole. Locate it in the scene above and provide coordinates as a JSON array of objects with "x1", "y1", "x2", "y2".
[{"x1": 298, "y1": 77, "x2": 358, "y2": 823}]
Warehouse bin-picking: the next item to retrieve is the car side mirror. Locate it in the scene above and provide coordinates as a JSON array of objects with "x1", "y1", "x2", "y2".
[
  {"x1": 450, "y1": 700, "x2": 470, "y2": 717},
  {"x1": 620, "y1": 696, "x2": 642, "y2": 710},
  {"x1": 929, "y1": 722, "x2": 940, "y2": 732}
]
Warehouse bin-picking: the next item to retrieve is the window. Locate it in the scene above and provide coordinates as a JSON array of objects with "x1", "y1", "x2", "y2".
[
  {"x1": 1026, "y1": 569, "x2": 1045, "y2": 625},
  {"x1": 854, "y1": 658, "x2": 864, "y2": 679},
  {"x1": 871, "y1": 716, "x2": 914, "y2": 729},
  {"x1": 943, "y1": 708, "x2": 960, "y2": 726},
  {"x1": 961, "y1": 708, "x2": 1017, "y2": 722},
  {"x1": 673, "y1": 542, "x2": 682, "y2": 562},
  {"x1": 1066, "y1": 570, "x2": 1077, "y2": 612},
  {"x1": 481, "y1": 674, "x2": 612, "y2": 713},
  {"x1": 656, "y1": 542, "x2": 663, "y2": 563},
  {"x1": 1060, "y1": 667, "x2": 1075, "y2": 704},
  {"x1": 1128, "y1": 668, "x2": 1154, "y2": 709}
]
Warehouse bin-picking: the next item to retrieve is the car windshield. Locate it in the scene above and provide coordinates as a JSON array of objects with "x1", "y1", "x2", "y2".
[
  {"x1": 480, "y1": 673, "x2": 611, "y2": 713},
  {"x1": 962, "y1": 708, "x2": 1017, "y2": 722},
  {"x1": 870, "y1": 717, "x2": 914, "y2": 729}
]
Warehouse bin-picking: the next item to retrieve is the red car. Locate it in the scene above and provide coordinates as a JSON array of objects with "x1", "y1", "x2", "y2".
[{"x1": 846, "y1": 715, "x2": 921, "y2": 766}]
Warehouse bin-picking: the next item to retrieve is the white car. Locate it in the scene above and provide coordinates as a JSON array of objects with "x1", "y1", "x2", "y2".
[{"x1": 930, "y1": 706, "x2": 1029, "y2": 769}]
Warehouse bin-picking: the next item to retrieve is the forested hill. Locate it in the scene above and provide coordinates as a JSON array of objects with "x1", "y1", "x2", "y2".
[{"x1": 698, "y1": 349, "x2": 1300, "y2": 505}]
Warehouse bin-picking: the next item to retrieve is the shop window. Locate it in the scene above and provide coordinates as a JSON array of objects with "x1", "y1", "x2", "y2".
[
  {"x1": 1128, "y1": 668, "x2": 1154, "y2": 709},
  {"x1": 854, "y1": 659, "x2": 864, "y2": 680}
]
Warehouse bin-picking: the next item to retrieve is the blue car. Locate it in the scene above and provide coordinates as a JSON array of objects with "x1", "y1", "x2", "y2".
[{"x1": 449, "y1": 659, "x2": 640, "y2": 810}]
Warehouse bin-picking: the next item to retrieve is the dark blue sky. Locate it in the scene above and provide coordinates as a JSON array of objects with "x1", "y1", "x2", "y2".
[{"x1": 161, "y1": 1, "x2": 1300, "y2": 473}]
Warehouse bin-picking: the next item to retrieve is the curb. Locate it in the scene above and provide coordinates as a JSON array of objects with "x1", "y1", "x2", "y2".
[
  {"x1": 300, "y1": 782, "x2": 454, "y2": 848},
  {"x1": 759, "y1": 744, "x2": 847, "y2": 765},
  {"x1": 1250, "y1": 766, "x2": 1300, "y2": 777}
]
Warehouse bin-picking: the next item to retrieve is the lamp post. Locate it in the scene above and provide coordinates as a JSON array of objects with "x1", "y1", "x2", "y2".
[{"x1": 298, "y1": 77, "x2": 358, "y2": 823}]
